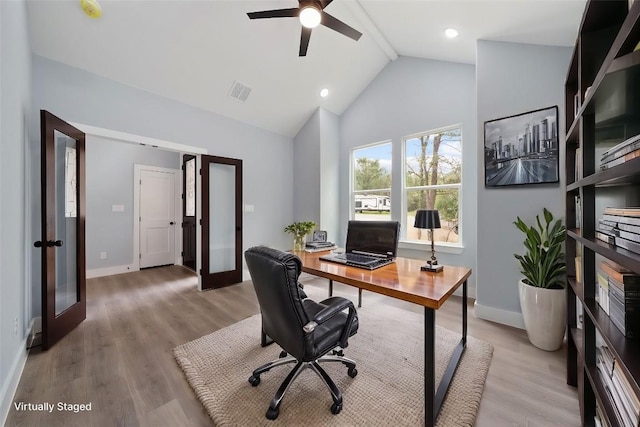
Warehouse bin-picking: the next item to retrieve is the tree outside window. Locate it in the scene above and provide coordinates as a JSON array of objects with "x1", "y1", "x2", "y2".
[
  {"x1": 405, "y1": 126, "x2": 462, "y2": 244},
  {"x1": 352, "y1": 142, "x2": 392, "y2": 221}
]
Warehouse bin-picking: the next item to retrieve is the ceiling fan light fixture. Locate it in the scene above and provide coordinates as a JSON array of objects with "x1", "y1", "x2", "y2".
[{"x1": 299, "y1": 6, "x2": 321, "y2": 28}]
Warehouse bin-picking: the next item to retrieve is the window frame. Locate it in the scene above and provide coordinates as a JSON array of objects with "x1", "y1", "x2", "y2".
[
  {"x1": 401, "y1": 124, "x2": 463, "y2": 250},
  {"x1": 349, "y1": 140, "x2": 393, "y2": 220}
]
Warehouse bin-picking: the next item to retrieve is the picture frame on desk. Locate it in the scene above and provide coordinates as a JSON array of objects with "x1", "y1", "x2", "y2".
[{"x1": 484, "y1": 105, "x2": 560, "y2": 187}]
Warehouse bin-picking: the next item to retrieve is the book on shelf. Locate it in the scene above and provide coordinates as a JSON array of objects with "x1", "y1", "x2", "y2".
[
  {"x1": 597, "y1": 269, "x2": 610, "y2": 315},
  {"x1": 616, "y1": 236, "x2": 640, "y2": 256},
  {"x1": 597, "y1": 231, "x2": 616, "y2": 245},
  {"x1": 574, "y1": 92, "x2": 581, "y2": 118},
  {"x1": 575, "y1": 196, "x2": 582, "y2": 229},
  {"x1": 614, "y1": 363, "x2": 640, "y2": 414},
  {"x1": 601, "y1": 148, "x2": 640, "y2": 170},
  {"x1": 575, "y1": 147, "x2": 582, "y2": 182},
  {"x1": 601, "y1": 133, "x2": 640, "y2": 161},
  {"x1": 619, "y1": 222, "x2": 640, "y2": 235},
  {"x1": 635, "y1": 40, "x2": 640, "y2": 52},
  {"x1": 603, "y1": 214, "x2": 640, "y2": 227},
  {"x1": 601, "y1": 262, "x2": 640, "y2": 286},
  {"x1": 604, "y1": 207, "x2": 640, "y2": 217},
  {"x1": 575, "y1": 256, "x2": 583, "y2": 283}
]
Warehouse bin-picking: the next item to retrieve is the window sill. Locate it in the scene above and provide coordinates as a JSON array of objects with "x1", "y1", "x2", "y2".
[{"x1": 398, "y1": 240, "x2": 464, "y2": 254}]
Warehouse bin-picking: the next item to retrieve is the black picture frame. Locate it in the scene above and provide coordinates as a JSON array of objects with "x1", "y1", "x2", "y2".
[
  {"x1": 484, "y1": 105, "x2": 559, "y2": 187},
  {"x1": 312, "y1": 230, "x2": 327, "y2": 242}
]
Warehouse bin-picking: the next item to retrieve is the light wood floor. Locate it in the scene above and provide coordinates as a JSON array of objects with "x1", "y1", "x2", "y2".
[{"x1": 5, "y1": 266, "x2": 580, "y2": 426}]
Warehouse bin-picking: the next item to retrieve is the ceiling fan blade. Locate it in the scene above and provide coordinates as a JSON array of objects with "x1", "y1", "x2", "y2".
[
  {"x1": 319, "y1": 0, "x2": 334, "y2": 9},
  {"x1": 247, "y1": 8, "x2": 299, "y2": 19},
  {"x1": 299, "y1": 27, "x2": 312, "y2": 57},
  {"x1": 321, "y1": 12, "x2": 362, "y2": 41}
]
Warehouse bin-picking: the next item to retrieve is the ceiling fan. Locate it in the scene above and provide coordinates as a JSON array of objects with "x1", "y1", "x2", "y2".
[{"x1": 247, "y1": 0, "x2": 363, "y2": 56}]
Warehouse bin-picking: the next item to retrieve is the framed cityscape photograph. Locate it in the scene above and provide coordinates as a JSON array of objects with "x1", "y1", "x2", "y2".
[{"x1": 484, "y1": 106, "x2": 559, "y2": 187}]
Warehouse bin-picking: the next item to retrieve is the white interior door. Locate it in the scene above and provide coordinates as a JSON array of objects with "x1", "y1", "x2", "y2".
[{"x1": 140, "y1": 168, "x2": 176, "y2": 268}]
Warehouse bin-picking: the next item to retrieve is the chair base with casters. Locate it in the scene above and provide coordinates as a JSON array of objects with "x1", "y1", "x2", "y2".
[{"x1": 248, "y1": 350, "x2": 358, "y2": 420}]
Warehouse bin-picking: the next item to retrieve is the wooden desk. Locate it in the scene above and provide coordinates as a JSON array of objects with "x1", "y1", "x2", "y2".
[{"x1": 295, "y1": 250, "x2": 472, "y2": 427}]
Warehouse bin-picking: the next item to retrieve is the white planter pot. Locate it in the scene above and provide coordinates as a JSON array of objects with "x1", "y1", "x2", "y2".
[{"x1": 518, "y1": 279, "x2": 566, "y2": 351}]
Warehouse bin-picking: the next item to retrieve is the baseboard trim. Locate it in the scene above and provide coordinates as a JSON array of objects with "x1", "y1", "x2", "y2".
[
  {"x1": 87, "y1": 264, "x2": 137, "y2": 279},
  {"x1": 0, "y1": 335, "x2": 29, "y2": 426},
  {"x1": 474, "y1": 301, "x2": 525, "y2": 329}
]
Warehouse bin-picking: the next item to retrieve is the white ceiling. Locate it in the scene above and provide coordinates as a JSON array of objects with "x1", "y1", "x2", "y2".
[{"x1": 26, "y1": 0, "x2": 586, "y2": 137}]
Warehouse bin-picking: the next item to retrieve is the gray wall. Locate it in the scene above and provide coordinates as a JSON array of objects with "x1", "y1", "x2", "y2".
[
  {"x1": 86, "y1": 137, "x2": 180, "y2": 270},
  {"x1": 319, "y1": 108, "x2": 340, "y2": 244},
  {"x1": 339, "y1": 56, "x2": 477, "y2": 289},
  {"x1": 293, "y1": 109, "x2": 321, "y2": 228},
  {"x1": 475, "y1": 40, "x2": 572, "y2": 326},
  {"x1": 293, "y1": 107, "x2": 341, "y2": 244},
  {"x1": 31, "y1": 55, "x2": 294, "y2": 317},
  {"x1": 0, "y1": 0, "x2": 32, "y2": 419}
]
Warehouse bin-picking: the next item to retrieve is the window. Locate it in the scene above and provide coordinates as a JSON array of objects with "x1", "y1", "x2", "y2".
[
  {"x1": 351, "y1": 142, "x2": 392, "y2": 221},
  {"x1": 404, "y1": 125, "x2": 462, "y2": 244}
]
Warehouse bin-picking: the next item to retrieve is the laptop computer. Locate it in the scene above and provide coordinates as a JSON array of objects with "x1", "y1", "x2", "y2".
[{"x1": 320, "y1": 220, "x2": 400, "y2": 270}]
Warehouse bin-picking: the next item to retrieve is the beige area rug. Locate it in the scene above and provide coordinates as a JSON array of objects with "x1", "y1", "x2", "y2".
[{"x1": 174, "y1": 290, "x2": 493, "y2": 426}]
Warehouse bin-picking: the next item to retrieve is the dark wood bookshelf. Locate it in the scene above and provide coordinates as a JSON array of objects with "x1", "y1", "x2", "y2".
[{"x1": 565, "y1": 1, "x2": 640, "y2": 425}]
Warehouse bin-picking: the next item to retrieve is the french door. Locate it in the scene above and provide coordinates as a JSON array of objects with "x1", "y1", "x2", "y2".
[
  {"x1": 38, "y1": 111, "x2": 86, "y2": 350},
  {"x1": 201, "y1": 155, "x2": 242, "y2": 290}
]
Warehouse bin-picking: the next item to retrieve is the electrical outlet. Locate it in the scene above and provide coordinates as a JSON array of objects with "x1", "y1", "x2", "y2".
[
  {"x1": 14, "y1": 317, "x2": 18, "y2": 337},
  {"x1": 100, "y1": 252, "x2": 107, "y2": 260}
]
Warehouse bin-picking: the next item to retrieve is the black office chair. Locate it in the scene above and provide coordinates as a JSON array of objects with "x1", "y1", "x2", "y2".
[{"x1": 244, "y1": 246, "x2": 359, "y2": 420}]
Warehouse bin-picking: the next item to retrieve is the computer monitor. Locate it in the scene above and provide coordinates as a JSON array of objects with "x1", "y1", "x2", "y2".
[{"x1": 345, "y1": 220, "x2": 400, "y2": 258}]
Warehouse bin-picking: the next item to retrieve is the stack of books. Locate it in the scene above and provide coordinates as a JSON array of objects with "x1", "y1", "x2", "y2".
[
  {"x1": 596, "y1": 343, "x2": 640, "y2": 427},
  {"x1": 600, "y1": 207, "x2": 640, "y2": 255},
  {"x1": 596, "y1": 264, "x2": 610, "y2": 315},
  {"x1": 601, "y1": 260, "x2": 640, "y2": 339},
  {"x1": 600, "y1": 133, "x2": 640, "y2": 170},
  {"x1": 304, "y1": 241, "x2": 337, "y2": 252}
]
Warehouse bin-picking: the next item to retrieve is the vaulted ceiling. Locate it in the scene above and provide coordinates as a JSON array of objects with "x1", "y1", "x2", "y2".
[{"x1": 26, "y1": 0, "x2": 586, "y2": 137}]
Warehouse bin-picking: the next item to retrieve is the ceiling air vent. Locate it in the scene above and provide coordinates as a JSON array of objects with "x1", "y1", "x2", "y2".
[{"x1": 228, "y1": 80, "x2": 252, "y2": 102}]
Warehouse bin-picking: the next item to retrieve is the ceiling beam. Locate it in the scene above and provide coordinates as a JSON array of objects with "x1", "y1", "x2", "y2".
[{"x1": 343, "y1": 0, "x2": 398, "y2": 61}]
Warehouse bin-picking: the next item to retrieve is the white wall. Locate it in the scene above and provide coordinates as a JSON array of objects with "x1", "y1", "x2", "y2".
[
  {"x1": 293, "y1": 107, "x2": 341, "y2": 244},
  {"x1": 0, "y1": 0, "x2": 32, "y2": 423},
  {"x1": 30, "y1": 55, "x2": 295, "y2": 317},
  {"x1": 339, "y1": 56, "x2": 477, "y2": 289},
  {"x1": 475, "y1": 40, "x2": 572, "y2": 328},
  {"x1": 86, "y1": 137, "x2": 180, "y2": 270}
]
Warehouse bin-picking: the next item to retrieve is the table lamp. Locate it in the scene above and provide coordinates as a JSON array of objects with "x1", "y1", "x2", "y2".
[{"x1": 414, "y1": 209, "x2": 444, "y2": 272}]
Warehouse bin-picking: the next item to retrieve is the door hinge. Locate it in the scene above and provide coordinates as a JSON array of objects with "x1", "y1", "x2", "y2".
[
  {"x1": 199, "y1": 219, "x2": 202, "y2": 225},
  {"x1": 181, "y1": 193, "x2": 184, "y2": 199},
  {"x1": 181, "y1": 251, "x2": 184, "y2": 257},
  {"x1": 199, "y1": 169, "x2": 202, "y2": 175},
  {"x1": 139, "y1": 254, "x2": 141, "y2": 259},
  {"x1": 140, "y1": 179, "x2": 142, "y2": 185},
  {"x1": 139, "y1": 216, "x2": 141, "y2": 222}
]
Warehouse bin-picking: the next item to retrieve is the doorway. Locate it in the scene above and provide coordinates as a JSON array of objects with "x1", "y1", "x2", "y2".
[{"x1": 135, "y1": 165, "x2": 180, "y2": 269}]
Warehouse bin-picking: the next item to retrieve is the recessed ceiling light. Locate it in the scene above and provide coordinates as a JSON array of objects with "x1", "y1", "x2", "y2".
[
  {"x1": 444, "y1": 28, "x2": 459, "y2": 39},
  {"x1": 320, "y1": 88, "x2": 329, "y2": 98}
]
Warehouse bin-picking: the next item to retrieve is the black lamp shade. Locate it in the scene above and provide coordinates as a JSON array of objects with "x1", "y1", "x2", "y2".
[{"x1": 414, "y1": 210, "x2": 441, "y2": 229}]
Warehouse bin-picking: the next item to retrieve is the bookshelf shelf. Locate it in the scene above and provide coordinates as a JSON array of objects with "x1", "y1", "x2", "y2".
[{"x1": 565, "y1": 1, "x2": 640, "y2": 425}]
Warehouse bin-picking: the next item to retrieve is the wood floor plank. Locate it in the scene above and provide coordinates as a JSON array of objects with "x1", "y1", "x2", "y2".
[{"x1": 4, "y1": 266, "x2": 580, "y2": 426}]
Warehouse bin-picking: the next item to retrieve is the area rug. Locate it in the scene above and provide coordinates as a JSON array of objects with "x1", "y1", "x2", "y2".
[{"x1": 174, "y1": 292, "x2": 493, "y2": 426}]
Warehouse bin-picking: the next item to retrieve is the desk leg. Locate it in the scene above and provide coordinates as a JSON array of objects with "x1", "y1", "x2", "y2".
[
  {"x1": 425, "y1": 307, "x2": 435, "y2": 426},
  {"x1": 328, "y1": 280, "x2": 333, "y2": 297}
]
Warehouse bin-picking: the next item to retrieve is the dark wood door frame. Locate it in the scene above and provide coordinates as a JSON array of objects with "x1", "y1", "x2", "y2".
[
  {"x1": 182, "y1": 154, "x2": 197, "y2": 272},
  {"x1": 201, "y1": 155, "x2": 242, "y2": 289},
  {"x1": 39, "y1": 110, "x2": 86, "y2": 350}
]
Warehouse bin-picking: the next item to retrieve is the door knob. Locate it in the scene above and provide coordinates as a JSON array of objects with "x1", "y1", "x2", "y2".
[
  {"x1": 34, "y1": 241, "x2": 43, "y2": 248},
  {"x1": 170, "y1": 222, "x2": 175, "y2": 225},
  {"x1": 47, "y1": 240, "x2": 63, "y2": 247}
]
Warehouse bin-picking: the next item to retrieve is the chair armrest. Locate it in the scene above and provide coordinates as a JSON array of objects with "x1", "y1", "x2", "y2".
[
  {"x1": 312, "y1": 297, "x2": 354, "y2": 324},
  {"x1": 311, "y1": 296, "x2": 357, "y2": 348}
]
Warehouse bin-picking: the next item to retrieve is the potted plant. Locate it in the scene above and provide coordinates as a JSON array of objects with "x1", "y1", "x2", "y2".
[
  {"x1": 514, "y1": 207, "x2": 567, "y2": 351},
  {"x1": 285, "y1": 221, "x2": 316, "y2": 251}
]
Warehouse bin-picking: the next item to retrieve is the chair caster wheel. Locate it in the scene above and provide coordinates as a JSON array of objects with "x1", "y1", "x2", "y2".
[
  {"x1": 266, "y1": 407, "x2": 279, "y2": 420},
  {"x1": 331, "y1": 402, "x2": 342, "y2": 415},
  {"x1": 248, "y1": 375, "x2": 260, "y2": 386},
  {"x1": 279, "y1": 350, "x2": 288, "y2": 358},
  {"x1": 347, "y1": 367, "x2": 358, "y2": 378}
]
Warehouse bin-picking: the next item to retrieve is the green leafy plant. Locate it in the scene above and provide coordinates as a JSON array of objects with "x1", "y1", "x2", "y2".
[
  {"x1": 284, "y1": 221, "x2": 316, "y2": 238},
  {"x1": 513, "y1": 208, "x2": 566, "y2": 289}
]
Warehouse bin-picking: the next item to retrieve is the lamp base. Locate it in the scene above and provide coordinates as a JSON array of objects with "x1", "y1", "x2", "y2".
[{"x1": 421, "y1": 264, "x2": 444, "y2": 273}]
